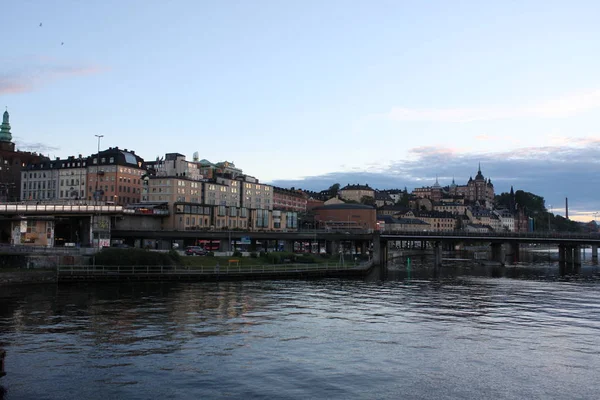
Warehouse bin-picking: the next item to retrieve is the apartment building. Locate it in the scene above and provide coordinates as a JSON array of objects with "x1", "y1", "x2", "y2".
[
  {"x1": 273, "y1": 187, "x2": 307, "y2": 213},
  {"x1": 87, "y1": 147, "x2": 145, "y2": 205},
  {"x1": 57, "y1": 156, "x2": 88, "y2": 200},
  {"x1": 21, "y1": 159, "x2": 60, "y2": 201},
  {"x1": 402, "y1": 210, "x2": 456, "y2": 232}
]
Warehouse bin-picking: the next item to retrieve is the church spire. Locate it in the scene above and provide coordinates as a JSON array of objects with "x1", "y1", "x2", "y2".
[{"x1": 0, "y1": 107, "x2": 12, "y2": 143}]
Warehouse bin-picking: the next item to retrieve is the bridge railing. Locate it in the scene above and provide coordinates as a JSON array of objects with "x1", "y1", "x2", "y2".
[{"x1": 381, "y1": 230, "x2": 600, "y2": 240}]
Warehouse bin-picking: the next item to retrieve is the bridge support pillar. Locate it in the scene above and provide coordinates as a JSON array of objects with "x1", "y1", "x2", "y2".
[
  {"x1": 592, "y1": 245, "x2": 598, "y2": 261},
  {"x1": 508, "y1": 242, "x2": 520, "y2": 263},
  {"x1": 560, "y1": 245, "x2": 581, "y2": 274},
  {"x1": 491, "y1": 243, "x2": 505, "y2": 266},
  {"x1": 372, "y1": 232, "x2": 383, "y2": 266},
  {"x1": 558, "y1": 244, "x2": 567, "y2": 266},
  {"x1": 284, "y1": 240, "x2": 294, "y2": 253},
  {"x1": 433, "y1": 241, "x2": 442, "y2": 268},
  {"x1": 573, "y1": 245, "x2": 582, "y2": 267},
  {"x1": 220, "y1": 239, "x2": 231, "y2": 254}
]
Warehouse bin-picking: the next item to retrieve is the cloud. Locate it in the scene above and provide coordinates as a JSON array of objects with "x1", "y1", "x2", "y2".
[
  {"x1": 13, "y1": 139, "x2": 59, "y2": 154},
  {"x1": 0, "y1": 64, "x2": 108, "y2": 95},
  {"x1": 386, "y1": 89, "x2": 600, "y2": 122},
  {"x1": 268, "y1": 141, "x2": 600, "y2": 222}
]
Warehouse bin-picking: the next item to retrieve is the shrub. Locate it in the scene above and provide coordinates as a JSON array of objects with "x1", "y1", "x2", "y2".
[
  {"x1": 93, "y1": 248, "x2": 175, "y2": 266},
  {"x1": 168, "y1": 249, "x2": 183, "y2": 265},
  {"x1": 233, "y1": 251, "x2": 242, "y2": 257},
  {"x1": 250, "y1": 252, "x2": 258, "y2": 258},
  {"x1": 206, "y1": 251, "x2": 215, "y2": 257}
]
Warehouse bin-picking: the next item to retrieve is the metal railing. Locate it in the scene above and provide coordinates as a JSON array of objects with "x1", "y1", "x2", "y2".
[
  {"x1": 57, "y1": 260, "x2": 373, "y2": 276},
  {"x1": 380, "y1": 230, "x2": 600, "y2": 240}
]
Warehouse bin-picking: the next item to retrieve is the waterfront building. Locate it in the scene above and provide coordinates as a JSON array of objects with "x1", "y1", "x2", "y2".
[
  {"x1": 21, "y1": 159, "x2": 60, "y2": 201},
  {"x1": 376, "y1": 214, "x2": 430, "y2": 232},
  {"x1": 87, "y1": 147, "x2": 145, "y2": 205},
  {"x1": 312, "y1": 203, "x2": 377, "y2": 231},
  {"x1": 273, "y1": 187, "x2": 307, "y2": 213},
  {"x1": 0, "y1": 110, "x2": 48, "y2": 201},
  {"x1": 402, "y1": 210, "x2": 456, "y2": 232}
]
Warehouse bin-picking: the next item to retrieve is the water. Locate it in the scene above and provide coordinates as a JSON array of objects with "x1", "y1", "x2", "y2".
[{"x1": 1, "y1": 252, "x2": 600, "y2": 399}]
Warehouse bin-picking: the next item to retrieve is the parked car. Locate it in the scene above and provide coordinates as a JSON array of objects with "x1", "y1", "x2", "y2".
[{"x1": 185, "y1": 246, "x2": 207, "y2": 256}]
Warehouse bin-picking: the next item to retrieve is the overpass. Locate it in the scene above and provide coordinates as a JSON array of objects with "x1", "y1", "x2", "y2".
[
  {"x1": 375, "y1": 231, "x2": 600, "y2": 268},
  {"x1": 0, "y1": 202, "x2": 123, "y2": 247}
]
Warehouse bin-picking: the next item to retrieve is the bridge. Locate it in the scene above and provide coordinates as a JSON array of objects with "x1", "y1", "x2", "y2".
[
  {"x1": 111, "y1": 228, "x2": 600, "y2": 268},
  {"x1": 374, "y1": 231, "x2": 600, "y2": 268}
]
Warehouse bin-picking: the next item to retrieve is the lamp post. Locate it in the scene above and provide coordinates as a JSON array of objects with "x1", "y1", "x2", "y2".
[
  {"x1": 94, "y1": 135, "x2": 103, "y2": 204},
  {"x1": 94, "y1": 135, "x2": 103, "y2": 249}
]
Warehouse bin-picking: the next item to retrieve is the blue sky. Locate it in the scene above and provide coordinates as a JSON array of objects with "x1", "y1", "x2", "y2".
[{"x1": 2, "y1": 1, "x2": 600, "y2": 220}]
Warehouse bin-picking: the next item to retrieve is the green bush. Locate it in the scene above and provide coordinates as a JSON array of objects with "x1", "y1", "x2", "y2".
[
  {"x1": 320, "y1": 253, "x2": 332, "y2": 259},
  {"x1": 206, "y1": 251, "x2": 215, "y2": 257},
  {"x1": 250, "y1": 252, "x2": 258, "y2": 258},
  {"x1": 233, "y1": 251, "x2": 242, "y2": 257},
  {"x1": 297, "y1": 253, "x2": 317, "y2": 264},
  {"x1": 168, "y1": 249, "x2": 183, "y2": 265},
  {"x1": 93, "y1": 248, "x2": 175, "y2": 266}
]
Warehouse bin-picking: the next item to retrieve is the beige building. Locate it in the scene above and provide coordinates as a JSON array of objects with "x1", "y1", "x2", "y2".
[
  {"x1": 339, "y1": 184, "x2": 375, "y2": 203},
  {"x1": 402, "y1": 210, "x2": 456, "y2": 232}
]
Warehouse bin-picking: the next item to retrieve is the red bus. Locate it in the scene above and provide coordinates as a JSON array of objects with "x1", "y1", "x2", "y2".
[{"x1": 197, "y1": 240, "x2": 220, "y2": 251}]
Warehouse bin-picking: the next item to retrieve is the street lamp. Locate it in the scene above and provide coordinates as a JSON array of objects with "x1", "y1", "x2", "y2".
[
  {"x1": 94, "y1": 135, "x2": 103, "y2": 203},
  {"x1": 94, "y1": 134, "x2": 103, "y2": 249}
]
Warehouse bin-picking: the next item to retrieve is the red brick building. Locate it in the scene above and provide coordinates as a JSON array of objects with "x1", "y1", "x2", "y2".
[{"x1": 273, "y1": 187, "x2": 307, "y2": 212}]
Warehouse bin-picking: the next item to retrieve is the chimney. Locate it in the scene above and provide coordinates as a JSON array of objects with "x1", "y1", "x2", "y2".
[{"x1": 566, "y1": 197, "x2": 569, "y2": 219}]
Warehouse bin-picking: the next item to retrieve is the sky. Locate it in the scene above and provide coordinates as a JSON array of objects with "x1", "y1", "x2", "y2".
[{"x1": 2, "y1": 1, "x2": 600, "y2": 221}]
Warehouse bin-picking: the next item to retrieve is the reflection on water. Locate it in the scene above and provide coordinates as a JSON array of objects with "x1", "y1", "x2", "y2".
[{"x1": 1, "y1": 252, "x2": 600, "y2": 399}]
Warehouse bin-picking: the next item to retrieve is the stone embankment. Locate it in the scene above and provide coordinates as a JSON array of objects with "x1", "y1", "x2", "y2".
[{"x1": 0, "y1": 270, "x2": 57, "y2": 285}]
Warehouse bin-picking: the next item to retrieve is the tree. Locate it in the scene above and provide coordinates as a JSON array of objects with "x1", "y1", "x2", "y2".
[
  {"x1": 360, "y1": 196, "x2": 375, "y2": 206},
  {"x1": 328, "y1": 183, "x2": 340, "y2": 198},
  {"x1": 396, "y1": 192, "x2": 410, "y2": 207}
]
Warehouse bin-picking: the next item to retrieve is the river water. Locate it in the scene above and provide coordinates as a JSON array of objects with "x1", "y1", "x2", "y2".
[{"x1": 1, "y1": 251, "x2": 600, "y2": 399}]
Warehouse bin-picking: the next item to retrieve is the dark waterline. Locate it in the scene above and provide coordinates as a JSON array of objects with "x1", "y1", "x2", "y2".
[{"x1": 1, "y1": 252, "x2": 600, "y2": 399}]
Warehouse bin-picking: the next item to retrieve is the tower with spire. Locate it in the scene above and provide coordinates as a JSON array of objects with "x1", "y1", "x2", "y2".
[
  {"x1": 0, "y1": 109, "x2": 48, "y2": 201},
  {"x1": 0, "y1": 108, "x2": 14, "y2": 151}
]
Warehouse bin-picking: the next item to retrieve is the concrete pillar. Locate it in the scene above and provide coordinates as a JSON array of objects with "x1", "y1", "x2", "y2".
[
  {"x1": 361, "y1": 241, "x2": 367, "y2": 255},
  {"x1": 573, "y1": 245, "x2": 582, "y2": 267},
  {"x1": 558, "y1": 244, "x2": 566, "y2": 265},
  {"x1": 509, "y1": 242, "x2": 520, "y2": 263},
  {"x1": 373, "y1": 232, "x2": 382, "y2": 265},
  {"x1": 592, "y1": 245, "x2": 598, "y2": 260},
  {"x1": 284, "y1": 240, "x2": 294, "y2": 253},
  {"x1": 565, "y1": 246, "x2": 574, "y2": 265},
  {"x1": 220, "y1": 239, "x2": 231, "y2": 253},
  {"x1": 491, "y1": 243, "x2": 505, "y2": 266},
  {"x1": 433, "y1": 241, "x2": 442, "y2": 268}
]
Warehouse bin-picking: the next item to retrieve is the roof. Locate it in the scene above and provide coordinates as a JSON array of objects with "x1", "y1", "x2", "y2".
[
  {"x1": 374, "y1": 191, "x2": 393, "y2": 200},
  {"x1": 340, "y1": 184, "x2": 374, "y2": 191}
]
